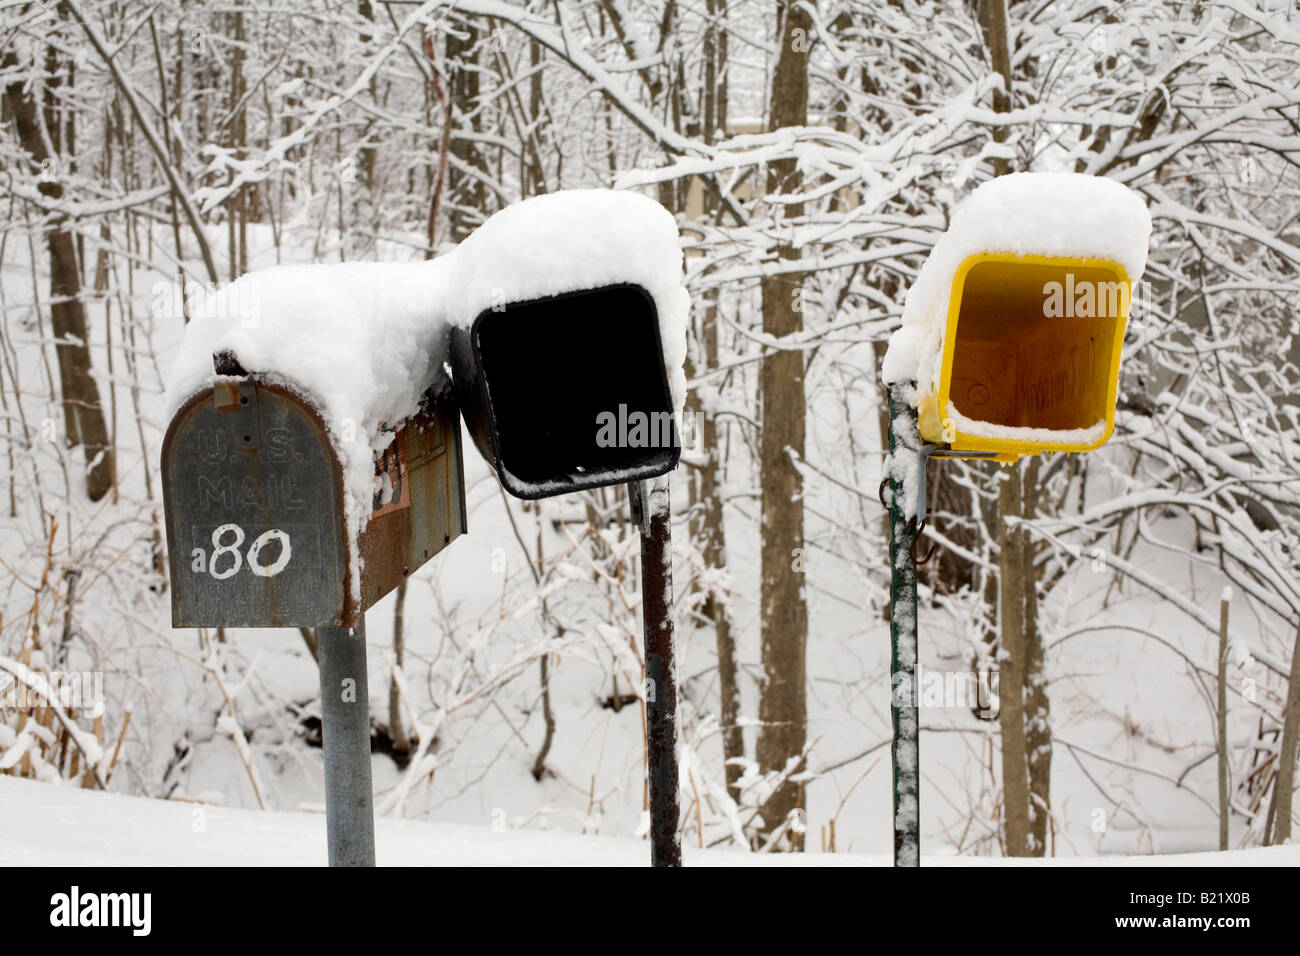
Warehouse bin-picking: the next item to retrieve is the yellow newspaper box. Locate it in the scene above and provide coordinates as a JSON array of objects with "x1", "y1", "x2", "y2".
[{"x1": 917, "y1": 252, "x2": 1132, "y2": 462}]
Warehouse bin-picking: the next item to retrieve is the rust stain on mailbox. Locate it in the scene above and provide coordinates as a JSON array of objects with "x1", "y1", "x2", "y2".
[
  {"x1": 357, "y1": 396, "x2": 466, "y2": 613},
  {"x1": 163, "y1": 380, "x2": 466, "y2": 629}
]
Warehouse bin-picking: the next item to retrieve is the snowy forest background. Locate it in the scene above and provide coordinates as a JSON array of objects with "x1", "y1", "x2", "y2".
[{"x1": 2, "y1": 0, "x2": 1299, "y2": 859}]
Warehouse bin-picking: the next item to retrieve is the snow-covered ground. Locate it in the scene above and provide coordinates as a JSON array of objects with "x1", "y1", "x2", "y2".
[{"x1": 3, "y1": 775, "x2": 1295, "y2": 867}]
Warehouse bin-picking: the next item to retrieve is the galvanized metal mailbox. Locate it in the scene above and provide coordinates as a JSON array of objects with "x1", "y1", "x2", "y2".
[
  {"x1": 450, "y1": 283, "x2": 680, "y2": 499},
  {"x1": 162, "y1": 375, "x2": 466, "y2": 629},
  {"x1": 917, "y1": 253, "x2": 1132, "y2": 463}
]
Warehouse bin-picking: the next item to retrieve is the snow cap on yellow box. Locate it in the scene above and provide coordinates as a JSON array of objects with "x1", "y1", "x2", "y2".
[{"x1": 882, "y1": 173, "x2": 1152, "y2": 462}]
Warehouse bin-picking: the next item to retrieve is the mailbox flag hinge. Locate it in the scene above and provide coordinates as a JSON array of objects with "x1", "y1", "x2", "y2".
[
  {"x1": 628, "y1": 479, "x2": 654, "y2": 538},
  {"x1": 213, "y1": 378, "x2": 262, "y2": 451},
  {"x1": 213, "y1": 348, "x2": 260, "y2": 449}
]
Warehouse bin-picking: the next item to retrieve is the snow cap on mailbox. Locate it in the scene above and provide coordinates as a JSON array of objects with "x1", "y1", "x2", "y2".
[
  {"x1": 160, "y1": 260, "x2": 466, "y2": 627},
  {"x1": 883, "y1": 173, "x2": 1152, "y2": 463},
  {"x1": 447, "y1": 189, "x2": 690, "y2": 499}
]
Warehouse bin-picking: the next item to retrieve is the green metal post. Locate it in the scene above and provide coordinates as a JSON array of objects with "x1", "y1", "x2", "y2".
[{"x1": 886, "y1": 386, "x2": 922, "y2": 867}]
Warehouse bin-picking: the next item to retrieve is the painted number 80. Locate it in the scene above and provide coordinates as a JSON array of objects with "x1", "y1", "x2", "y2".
[{"x1": 192, "y1": 523, "x2": 292, "y2": 580}]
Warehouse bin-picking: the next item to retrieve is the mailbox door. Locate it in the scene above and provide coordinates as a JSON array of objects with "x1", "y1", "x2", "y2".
[
  {"x1": 925, "y1": 253, "x2": 1130, "y2": 459},
  {"x1": 163, "y1": 381, "x2": 350, "y2": 628},
  {"x1": 452, "y1": 283, "x2": 680, "y2": 499}
]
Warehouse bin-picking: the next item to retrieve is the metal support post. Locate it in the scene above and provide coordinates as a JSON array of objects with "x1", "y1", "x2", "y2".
[
  {"x1": 885, "y1": 386, "x2": 922, "y2": 867},
  {"x1": 318, "y1": 619, "x2": 376, "y2": 867},
  {"x1": 632, "y1": 478, "x2": 682, "y2": 867}
]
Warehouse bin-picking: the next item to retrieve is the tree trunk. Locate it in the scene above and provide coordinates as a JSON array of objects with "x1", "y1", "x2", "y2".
[
  {"x1": 227, "y1": 7, "x2": 248, "y2": 278},
  {"x1": 698, "y1": 291, "x2": 744, "y2": 799},
  {"x1": 389, "y1": 581, "x2": 410, "y2": 757},
  {"x1": 447, "y1": 24, "x2": 493, "y2": 238},
  {"x1": 977, "y1": 0, "x2": 1014, "y2": 175},
  {"x1": 996, "y1": 457, "x2": 1051, "y2": 857},
  {"x1": 755, "y1": 0, "x2": 812, "y2": 848},
  {"x1": 977, "y1": 0, "x2": 1051, "y2": 857},
  {"x1": 1020, "y1": 457, "x2": 1050, "y2": 854},
  {"x1": 997, "y1": 465, "x2": 1032, "y2": 855},
  {"x1": 1271, "y1": 619, "x2": 1300, "y2": 844},
  {"x1": 691, "y1": 0, "x2": 743, "y2": 800},
  {"x1": 3, "y1": 49, "x2": 115, "y2": 501},
  {"x1": 1217, "y1": 595, "x2": 1231, "y2": 850}
]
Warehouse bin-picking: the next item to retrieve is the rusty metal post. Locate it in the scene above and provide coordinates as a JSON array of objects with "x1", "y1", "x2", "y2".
[
  {"x1": 318, "y1": 619, "x2": 376, "y2": 867},
  {"x1": 632, "y1": 478, "x2": 681, "y2": 867}
]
